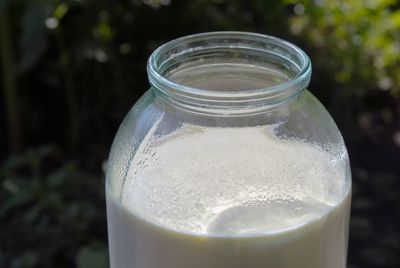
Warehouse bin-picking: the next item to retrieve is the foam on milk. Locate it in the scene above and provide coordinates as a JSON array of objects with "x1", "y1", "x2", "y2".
[{"x1": 120, "y1": 124, "x2": 348, "y2": 236}]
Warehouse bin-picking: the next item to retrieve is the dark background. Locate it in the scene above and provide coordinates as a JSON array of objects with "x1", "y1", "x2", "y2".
[{"x1": 1, "y1": 0, "x2": 400, "y2": 267}]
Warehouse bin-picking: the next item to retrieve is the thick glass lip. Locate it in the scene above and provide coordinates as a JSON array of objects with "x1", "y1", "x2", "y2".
[{"x1": 147, "y1": 31, "x2": 311, "y2": 105}]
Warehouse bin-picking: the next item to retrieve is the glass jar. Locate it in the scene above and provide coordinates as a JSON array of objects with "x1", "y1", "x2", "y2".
[{"x1": 106, "y1": 32, "x2": 351, "y2": 268}]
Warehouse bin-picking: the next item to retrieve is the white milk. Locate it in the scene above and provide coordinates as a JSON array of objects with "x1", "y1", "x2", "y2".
[{"x1": 106, "y1": 125, "x2": 351, "y2": 268}]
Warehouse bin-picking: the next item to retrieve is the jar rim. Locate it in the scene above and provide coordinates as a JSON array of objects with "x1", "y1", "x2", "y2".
[{"x1": 147, "y1": 32, "x2": 311, "y2": 114}]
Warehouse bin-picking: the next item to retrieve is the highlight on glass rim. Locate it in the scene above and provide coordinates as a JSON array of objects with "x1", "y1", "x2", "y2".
[{"x1": 1, "y1": 2, "x2": 399, "y2": 268}]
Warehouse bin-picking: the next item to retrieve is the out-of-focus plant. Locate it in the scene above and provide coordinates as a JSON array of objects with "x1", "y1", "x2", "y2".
[
  {"x1": 286, "y1": 0, "x2": 400, "y2": 95},
  {"x1": 1, "y1": 0, "x2": 22, "y2": 153},
  {"x1": 0, "y1": 146, "x2": 108, "y2": 268}
]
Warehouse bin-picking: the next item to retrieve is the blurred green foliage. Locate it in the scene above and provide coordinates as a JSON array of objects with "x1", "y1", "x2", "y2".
[
  {"x1": 1, "y1": 0, "x2": 400, "y2": 268},
  {"x1": 0, "y1": 146, "x2": 107, "y2": 267},
  {"x1": 288, "y1": 0, "x2": 400, "y2": 94}
]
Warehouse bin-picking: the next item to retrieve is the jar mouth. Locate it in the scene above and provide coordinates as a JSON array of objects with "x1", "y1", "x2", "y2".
[{"x1": 147, "y1": 32, "x2": 311, "y2": 113}]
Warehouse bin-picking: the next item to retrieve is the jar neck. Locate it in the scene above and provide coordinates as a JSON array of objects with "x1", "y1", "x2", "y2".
[{"x1": 147, "y1": 32, "x2": 311, "y2": 115}]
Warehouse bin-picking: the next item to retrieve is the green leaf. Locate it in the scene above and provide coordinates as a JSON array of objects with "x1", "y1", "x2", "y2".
[
  {"x1": 47, "y1": 165, "x2": 71, "y2": 188},
  {"x1": 0, "y1": 190, "x2": 34, "y2": 217},
  {"x1": 390, "y1": 10, "x2": 400, "y2": 27},
  {"x1": 53, "y1": 3, "x2": 69, "y2": 20},
  {"x1": 95, "y1": 21, "x2": 114, "y2": 41},
  {"x1": 373, "y1": 0, "x2": 396, "y2": 8}
]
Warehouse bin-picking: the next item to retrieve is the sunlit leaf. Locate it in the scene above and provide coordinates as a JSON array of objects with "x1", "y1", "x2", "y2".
[
  {"x1": 53, "y1": 3, "x2": 69, "y2": 20},
  {"x1": 389, "y1": 10, "x2": 400, "y2": 27},
  {"x1": 98, "y1": 21, "x2": 113, "y2": 41}
]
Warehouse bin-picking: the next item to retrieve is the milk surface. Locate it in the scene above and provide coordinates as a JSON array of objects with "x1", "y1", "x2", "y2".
[{"x1": 106, "y1": 125, "x2": 351, "y2": 268}]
